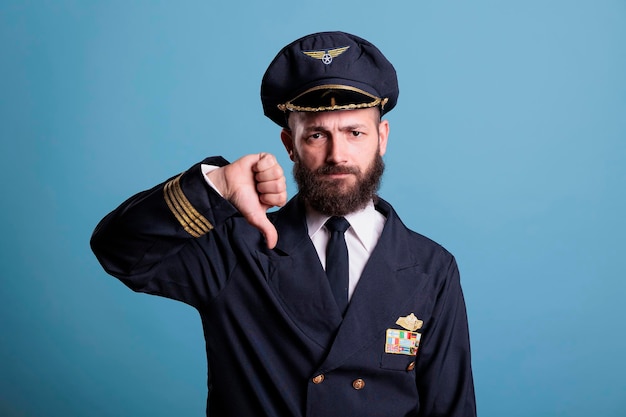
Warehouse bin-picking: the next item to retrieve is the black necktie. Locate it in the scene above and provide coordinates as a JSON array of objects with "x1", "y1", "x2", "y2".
[{"x1": 325, "y1": 216, "x2": 350, "y2": 316}]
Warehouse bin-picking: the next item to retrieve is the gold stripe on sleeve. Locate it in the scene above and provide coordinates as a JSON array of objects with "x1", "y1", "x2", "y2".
[
  {"x1": 169, "y1": 174, "x2": 213, "y2": 232},
  {"x1": 163, "y1": 174, "x2": 213, "y2": 237},
  {"x1": 164, "y1": 180, "x2": 204, "y2": 237}
]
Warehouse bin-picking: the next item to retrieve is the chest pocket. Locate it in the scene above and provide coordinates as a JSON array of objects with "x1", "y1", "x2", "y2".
[{"x1": 380, "y1": 351, "x2": 417, "y2": 372}]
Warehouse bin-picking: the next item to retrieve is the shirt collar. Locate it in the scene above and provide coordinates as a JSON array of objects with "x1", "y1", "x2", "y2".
[{"x1": 306, "y1": 200, "x2": 382, "y2": 252}]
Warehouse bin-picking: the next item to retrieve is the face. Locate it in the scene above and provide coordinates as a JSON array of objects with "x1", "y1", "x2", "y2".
[{"x1": 280, "y1": 107, "x2": 389, "y2": 216}]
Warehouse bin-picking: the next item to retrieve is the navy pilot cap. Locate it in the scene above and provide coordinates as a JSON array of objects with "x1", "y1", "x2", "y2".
[{"x1": 261, "y1": 31, "x2": 399, "y2": 127}]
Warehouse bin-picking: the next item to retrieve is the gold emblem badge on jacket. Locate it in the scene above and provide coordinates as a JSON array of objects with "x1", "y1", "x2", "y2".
[{"x1": 385, "y1": 313, "x2": 423, "y2": 356}]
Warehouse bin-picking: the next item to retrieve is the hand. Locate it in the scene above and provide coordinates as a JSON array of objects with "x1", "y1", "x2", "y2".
[{"x1": 207, "y1": 153, "x2": 287, "y2": 249}]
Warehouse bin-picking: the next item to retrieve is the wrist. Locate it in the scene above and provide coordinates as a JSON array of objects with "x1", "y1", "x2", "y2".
[{"x1": 206, "y1": 167, "x2": 229, "y2": 199}]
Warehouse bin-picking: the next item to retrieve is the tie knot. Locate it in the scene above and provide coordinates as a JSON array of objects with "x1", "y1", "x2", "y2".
[{"x1": 325, "y1": 216, "x2": 350, "y2": 234}]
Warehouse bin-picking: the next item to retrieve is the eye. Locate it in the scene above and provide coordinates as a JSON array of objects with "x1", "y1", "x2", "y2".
[
  {"x1": 351, "y1": 131, "x2": 362, "y2": 137},
  {"x1": 305, "y1": 132, "x2": 327, "y2": 144}
]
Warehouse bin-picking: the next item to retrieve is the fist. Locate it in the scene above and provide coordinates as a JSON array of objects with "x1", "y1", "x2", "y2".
[{"x1": 207, "y1": 153, "x2": 287, "y2": 248}]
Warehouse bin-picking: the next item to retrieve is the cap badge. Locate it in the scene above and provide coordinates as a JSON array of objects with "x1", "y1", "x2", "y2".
[{"x1": 302, "y1": 46, "x2": 350, "y2": 65}]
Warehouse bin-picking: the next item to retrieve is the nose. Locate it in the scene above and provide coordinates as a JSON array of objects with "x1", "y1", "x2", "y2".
[{"x1": 326, "y1": 136, "x2": 348, "y2": 164}]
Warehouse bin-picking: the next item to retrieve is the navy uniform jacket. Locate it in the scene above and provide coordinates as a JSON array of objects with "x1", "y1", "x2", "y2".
[{"x1": 91, "y1": 157, "x2": 476, "y2": 417}]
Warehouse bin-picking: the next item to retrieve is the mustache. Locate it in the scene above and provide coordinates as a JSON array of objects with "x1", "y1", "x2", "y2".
[{"x1": 314, "y1": 164, "x2": 360, "y2": 175}]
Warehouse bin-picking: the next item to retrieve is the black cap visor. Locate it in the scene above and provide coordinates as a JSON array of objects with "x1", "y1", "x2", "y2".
[{"x1": 278, "y1": 84, "x2": 388, "y2": 113}]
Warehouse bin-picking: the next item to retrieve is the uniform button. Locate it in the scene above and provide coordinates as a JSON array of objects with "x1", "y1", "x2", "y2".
[
  {"x1": 312, "y1": 374, "x2": 325, "y2": 384},
  {"x1": 407, "y1": 361, "x2": 415, "y2": 371},
  {"x1": 352, "y1": 378, "x2": 365, "y2": 390}
]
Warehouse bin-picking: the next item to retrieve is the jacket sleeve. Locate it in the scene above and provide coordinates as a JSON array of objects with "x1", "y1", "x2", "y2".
[
  {"x1": 416, "y1": 254, "x2": 477, "y2": 417},
  {"x1": 90, "y1": 156, "x2": 245, "y2": 308}
]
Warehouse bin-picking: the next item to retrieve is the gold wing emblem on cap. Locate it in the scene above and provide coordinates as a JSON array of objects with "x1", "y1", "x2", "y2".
[{"x1": 302, "y1": 46, "x2": 350, "y2": 65}]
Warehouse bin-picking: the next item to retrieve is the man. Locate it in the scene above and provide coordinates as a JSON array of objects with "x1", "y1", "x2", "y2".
[{"x1": 91, "y1": 31, "x2": 476, "y2": 416}]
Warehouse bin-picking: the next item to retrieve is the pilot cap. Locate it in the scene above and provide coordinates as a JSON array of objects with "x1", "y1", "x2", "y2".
[{"x1": 261, "y1": 31, "x2": 399, "y2": 127}]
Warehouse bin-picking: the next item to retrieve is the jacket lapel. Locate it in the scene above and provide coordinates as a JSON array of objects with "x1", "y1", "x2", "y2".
[
  {"x1": 319, "y1": 199, "x2": 430, "y2": 371},
  {"x1": 263, "y1": 196, "x2": 343, "y2": 348}
]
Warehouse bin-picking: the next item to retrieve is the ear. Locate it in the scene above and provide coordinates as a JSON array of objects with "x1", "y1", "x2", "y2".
[
  {"x1": 378, "y1": 119, "x2": 389, "y2": 156},
  {"x1": 280, "y1": 129, "x2": 295, "y2": 161}
]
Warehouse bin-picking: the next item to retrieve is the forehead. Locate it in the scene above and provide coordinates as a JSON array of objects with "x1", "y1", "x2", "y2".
[{"x1": 288, "y1": 107, "x2": 380, "y2": 129}]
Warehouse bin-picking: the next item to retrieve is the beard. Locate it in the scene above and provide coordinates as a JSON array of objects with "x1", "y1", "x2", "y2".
[{"x1": 292, "y1": 150, "x2": 385, "y2": 216}]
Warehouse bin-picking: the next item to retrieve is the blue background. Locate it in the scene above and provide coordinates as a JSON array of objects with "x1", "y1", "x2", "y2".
[{"x1": 1, "y1": 1, "x2": 625, "y2": 416}]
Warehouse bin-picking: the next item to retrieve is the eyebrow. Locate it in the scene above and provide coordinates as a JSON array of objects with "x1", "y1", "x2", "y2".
[
  {"x1": 340, "y1": 123, "x2": 369, "y2": 131},
  {"x1": 302, "y1": 123, "x2": 369, "y2": 133}
]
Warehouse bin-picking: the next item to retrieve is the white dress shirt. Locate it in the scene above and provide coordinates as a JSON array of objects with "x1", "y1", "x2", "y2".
[{"x1": 306, "y1": 202, "x2": 386, "y2": 300}]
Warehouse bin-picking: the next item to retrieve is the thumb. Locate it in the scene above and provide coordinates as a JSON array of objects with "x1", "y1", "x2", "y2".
[{"x1": 244, "y1": 210, "x2": 279, "y2": 249}]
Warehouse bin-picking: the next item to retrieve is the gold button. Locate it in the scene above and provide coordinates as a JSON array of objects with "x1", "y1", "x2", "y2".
[
  {"x1": 407, "y1": 361, "x2": 415, "y2": 371},
  {"x1": 352, "y1": 378, "x2": 365, "y2": 390},
  {"x1": 312, "y1": 374, "x2": 325, "y2": 384}
]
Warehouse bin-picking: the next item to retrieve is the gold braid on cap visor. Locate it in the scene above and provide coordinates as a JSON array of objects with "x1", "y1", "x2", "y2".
[{"x1": 277, "y1": 84, "x2": 389, "y2": 113}]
